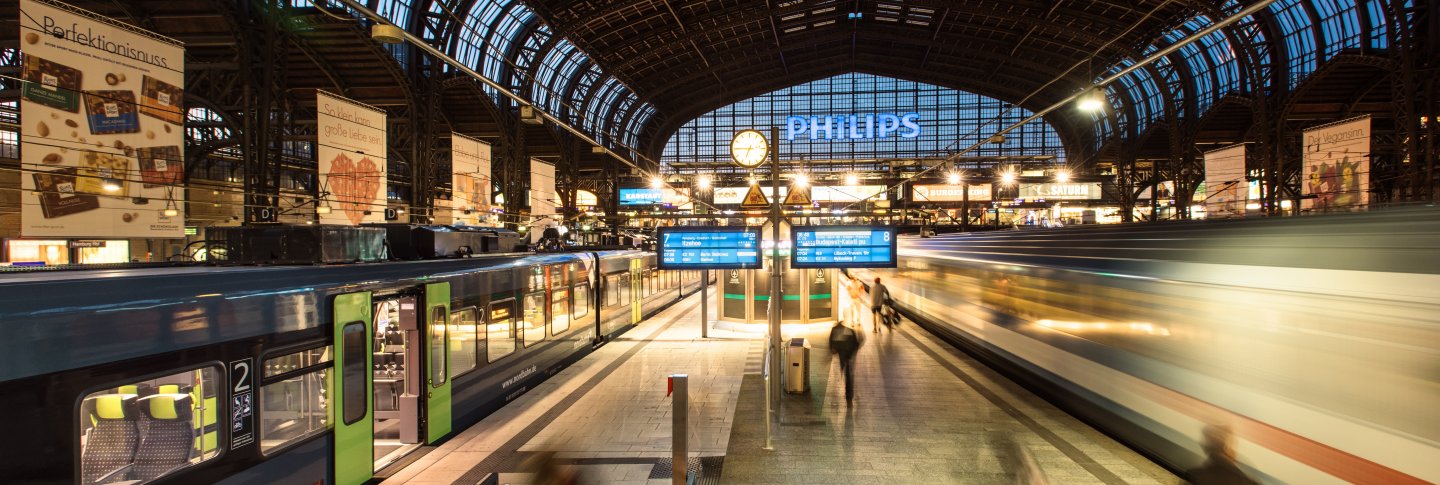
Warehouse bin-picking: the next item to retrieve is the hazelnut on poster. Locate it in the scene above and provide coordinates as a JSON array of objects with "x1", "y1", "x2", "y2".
[
  {"x1": 145, "y1": 130, "x2": 156, "y2": 140},
  {"x1": 25, "y1": 32, "x2": 39, "y2": 44},
  {"x1": 65, "y1": 119, "x2": 78, "y2": 128},
  {"x1": 36, "y1": 121, "x2": 49, "y2": 137},
  {"x1": 42, "y1": 153, "x2": 62, "y2": 164},
  {"x1": 105, "y1": 73, "x2": 120, "y2": 86}
]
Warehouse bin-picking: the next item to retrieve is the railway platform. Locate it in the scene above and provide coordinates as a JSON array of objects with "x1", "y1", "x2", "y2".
[{"x1": 384, "y1": 288, "x2": 1176, "y2": 484}]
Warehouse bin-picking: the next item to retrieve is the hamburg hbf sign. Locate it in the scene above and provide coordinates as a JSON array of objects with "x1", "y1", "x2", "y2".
[{"x1": 785, "y1": 113, "x2": 921, "y2": 141}]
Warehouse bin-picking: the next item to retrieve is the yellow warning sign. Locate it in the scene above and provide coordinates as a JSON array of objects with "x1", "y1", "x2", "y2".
[
  {"x1": 783, "y1": 186, "x2": 812, "y2": 205},
  {"x1": 740, "y1": 184, "x2": 771, "y2": 208}
]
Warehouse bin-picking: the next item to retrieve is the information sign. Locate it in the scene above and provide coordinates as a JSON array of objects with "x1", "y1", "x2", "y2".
[
  {"x1": 791, "y1": 226, "x2": 897, "y2": 268},
  {"x1": 657, "y1": 227, "x2": 762, "y2": 270}
]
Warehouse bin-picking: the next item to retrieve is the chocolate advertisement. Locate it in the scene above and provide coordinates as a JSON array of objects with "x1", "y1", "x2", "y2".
[
  {"x1": 19, "y1": 0, "x2": 185, "y2": 238},
  {"x1": 33, "y1": 168, "x2": 100, "y2": 219},
  {"x1": 139, "y1": 75, "x2": 184, "y2": 125},
  {"x1": 317, "y1": 90, "x2": 388, "y2": 225},
  {"x1": 20, "y1": 55, "x2": 82, "y2": 112}
]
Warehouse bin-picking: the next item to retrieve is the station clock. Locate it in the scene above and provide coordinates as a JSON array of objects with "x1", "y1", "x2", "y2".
[{"x1": 730, "y1": 130, "x2": 769, "y2": 168}]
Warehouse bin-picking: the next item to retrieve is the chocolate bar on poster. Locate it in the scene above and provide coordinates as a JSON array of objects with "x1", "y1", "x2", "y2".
[
  {"x1": 137, "y1": 145, "x2": 183, "y2": 187},
  {"x1": 84, "y1": 90, "x2": 142, "y2": 134},
  {"x1": 78, "y1": 150, "x2": 132, "y2": 196},
  {"x1": 33, "y1": 167, "x2": 101, "y2": 219},
  {"x1": 139, "y1": 76, "x2": 184, "y2": 125},
  {"x1": 21, "y1": 55, "x2": 83, "y2": 113}
]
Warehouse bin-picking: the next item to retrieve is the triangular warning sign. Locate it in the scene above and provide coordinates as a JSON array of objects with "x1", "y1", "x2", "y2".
[
  {"x1": 740, "y1": 184, "x2": 771, "y2": 208},
  {"x1": 783, "y1": 186, "x2": 812, "y2": 205}
]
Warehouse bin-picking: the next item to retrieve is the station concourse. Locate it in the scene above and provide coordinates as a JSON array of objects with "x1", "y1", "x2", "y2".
[{"x1": 383, "y1": 282, "x2": 1175, "y2": 485}]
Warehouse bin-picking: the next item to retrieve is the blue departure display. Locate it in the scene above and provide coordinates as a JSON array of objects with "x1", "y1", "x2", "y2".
[
  {"x1": 791, "y1": 226, "x2": 898, "y2": 268},
  {"x1": 657, "y1": 227, "x2": 762, "y2": 269}
]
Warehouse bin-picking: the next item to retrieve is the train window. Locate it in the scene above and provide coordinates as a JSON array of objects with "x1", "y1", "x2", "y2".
[
  {"x1": 572, "y1": 284, "x2": 590, "y2": 320},
  {"x1": 551, "y1": 288, "x2": 570, "y2": 335},
  {"x1": 78, "y1": 366, "x2": 221, "y2": 484},
  {"x1": 449, "y1": 308, "x2": 481, "y2": 377},
  {"x1": 341, "y1": 322, "x2": 367, "y2": 425},
  {"x1": 618, "y1": 273, "x2": 631, "y2": 303},
  {"x1": 487, "y1": 300, "x2": 516, "y2": 362},
  {"x1": 429, "y1": 306, "x2": 447, "y2": 387},
  {"x1": 522, "y1": 291, "x2": 546, "y2": 347},
  {"x1": 259, "y1": 346, "x2": 331, "y2": 455},
  {"x1": 605, "y1": 275, "x2": 620, "y2": 307}
]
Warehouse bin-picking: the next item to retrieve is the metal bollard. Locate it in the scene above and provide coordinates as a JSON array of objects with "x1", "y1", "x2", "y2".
[{"x1": 670, "y1": 374, "x2": 688, "y2": 485}]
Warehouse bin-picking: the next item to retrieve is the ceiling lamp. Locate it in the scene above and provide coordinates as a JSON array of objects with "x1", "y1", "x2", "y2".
[
  {"x1": 1077, "y1": 89, "x2": 1105, "y2": 112},
  {"x1": 793, "y1": 173, "x2": 809, "y2": 188},
  {"x1": 947, "y1": 173, "x2": 961, "y2": 185},
  {"x1": 844, "y1": 174, "x2": 859, "y2": 186},
  {"x1": 650, "y1": 176, "x2": 663, "y2": 189},
  {"x1": 1056, "y1": 170, "x2": 1072, "y2": 183},
  {"x1": 697, "y1": 175, "x2": 712, "y2": 190}
]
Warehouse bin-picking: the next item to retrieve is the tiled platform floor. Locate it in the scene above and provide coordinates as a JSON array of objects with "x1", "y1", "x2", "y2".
[{"x1": 385, "y1": 287, "x2": 1177, "y2": 484}]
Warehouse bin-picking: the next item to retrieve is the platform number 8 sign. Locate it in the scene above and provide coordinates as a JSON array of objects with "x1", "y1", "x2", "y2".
[{"x1": 230, "y1": 358, "x2": 255, "y2": 449}]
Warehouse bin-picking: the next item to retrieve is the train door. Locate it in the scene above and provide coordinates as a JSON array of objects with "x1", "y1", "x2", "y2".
[
  {"x1": 371, "y1": 294, "x2": 423, "y2": 470},
  {"x1": 630, "y1": 259, "x2": 643, "y2": 324},
  {"x1": 424, "y1": 282, "x2": 452, "y2": 443},
  {"x1": 332, "y1": 292, "x2": 373, "y2": 485}
]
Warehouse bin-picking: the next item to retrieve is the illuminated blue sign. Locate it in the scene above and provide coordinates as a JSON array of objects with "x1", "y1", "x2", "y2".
[
  {"x1": 785, "y1": 113, "x2": 921, "y2": 141},
  {"x1": 619, "y1": 188, "x2": 663, "y2": 205},
  {"x1": 791, "y1": 226, "x2": 898, "y2": 268},
  {"x1": 657, "y1": 227, "x2": 762, "y2": 269}
]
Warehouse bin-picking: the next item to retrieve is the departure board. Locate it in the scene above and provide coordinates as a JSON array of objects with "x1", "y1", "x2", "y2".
[
  {"x1": 791, "y1": 226, "x2": 898, "y2": 268},
  {"x1": 657, "y1": 227, "x2": 762, "y2": 269}
]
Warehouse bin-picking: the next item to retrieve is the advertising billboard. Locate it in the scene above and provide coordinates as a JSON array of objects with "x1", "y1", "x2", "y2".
[
  {"x1": 1018, "y1": 183, "x2": 1102, "y2": 200},
  {"x1": 450, "y1": 133, "x2": 490, "y2": 225},
  {"x1": 19, "y1": 0, "x2": 185, "y2": 238},
  {"x1": 619, "y1": 187, "x2": 691, "y2": 206},
  {"x1": 531, "y1": 158, "x2": 556, "y2": 216},
  {"x1": 712, "y1": 185, "x2": 887, "y2": 204},
  {"x1": 1203, "y1": 144, "x2": 1247, "y2": 218},
  {"x1": 317, "y1": 91, "x2": 387, "y2": 225},
  {"x1": 1302, "y1": 116, "x2": 1370, "y2": 211},
  {"x1": 912, "y1": 184, "x2": 993, "y2": 202}
]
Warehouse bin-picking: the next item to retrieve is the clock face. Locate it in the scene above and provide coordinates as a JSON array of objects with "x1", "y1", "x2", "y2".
[{"x1": 730, "y1": 130, "x2": 769, "y2": 168}]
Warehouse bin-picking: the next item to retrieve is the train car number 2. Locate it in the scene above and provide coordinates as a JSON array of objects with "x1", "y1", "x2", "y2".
[{"x1": 229, "y1": 358, "x2": 256, "y2": 449}]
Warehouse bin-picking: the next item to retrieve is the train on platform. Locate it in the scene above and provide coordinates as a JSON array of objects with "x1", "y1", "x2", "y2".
[
  {"x1": 0, "y1": 248, "x2": 709, "y2": 484},
  {"x1": 856, "y1": 207, "x2": 1440, "y2": 485}
]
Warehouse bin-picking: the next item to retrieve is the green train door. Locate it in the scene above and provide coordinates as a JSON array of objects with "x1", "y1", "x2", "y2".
[
  {"x1": 630, "y1": 259, "x2": 643, "y2": 324},
  {"x1": 332, "y1": 292, "x2": 374, "y2": 485},
  {"x1": 424, "y1": 282, "x2": 452, "y2": 443}
]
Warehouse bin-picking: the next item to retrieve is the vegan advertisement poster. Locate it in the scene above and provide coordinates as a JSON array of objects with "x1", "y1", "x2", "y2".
[
  {"x1": 317, "y1": 90, "x2": 387, "y2": 225},
  {"x1": 1203, "y1": 144, "x2": 1247, "y2": 218},
  {"x1": 1302, "y1": 116, "x2": 1370, "y2": 212},
  {"x1": 19, "y1": 0, "x2": 185, "y2": 238},
  {"x1": 450, "y1": 133, "x2": 490, "y2": 226}
]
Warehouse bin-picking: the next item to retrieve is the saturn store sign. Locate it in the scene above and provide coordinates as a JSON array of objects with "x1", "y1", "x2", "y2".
[{"x1": 1018, "y1": 183, "x2": 1102, "y2": 200}]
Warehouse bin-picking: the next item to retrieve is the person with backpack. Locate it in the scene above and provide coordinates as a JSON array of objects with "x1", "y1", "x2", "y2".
[{"x1": 829, "y1": 320, "x2": 863, "y2": 405}]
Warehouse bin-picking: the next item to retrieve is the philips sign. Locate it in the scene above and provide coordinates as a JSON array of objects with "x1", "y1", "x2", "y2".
[{"x1": 785, "y1": 113, "x2": 921, "y2": 141}]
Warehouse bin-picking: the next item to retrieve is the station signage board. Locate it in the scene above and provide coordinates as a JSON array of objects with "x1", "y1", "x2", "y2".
[
  {"x1": 785, "y1": 113, "x2": 921, "y2": 140},
  {"x1": 713, "y1": 185, "x2": 888, "y2": 204},
  {"x1": 791, "y1": 226, "x2": 898, "y2": 269},
  {"x1": 656, "y1": 227, "x2": 761, "y2": 270},
  {"x1": 912, "y1": 184, "x2": 993, "y2": 202},
  {"x1": 1018, "y1": 182, "x2": 1102, "y2": 200},
  {"x1": 619, "y1": 187, "x2": 690, "y2": 206}
]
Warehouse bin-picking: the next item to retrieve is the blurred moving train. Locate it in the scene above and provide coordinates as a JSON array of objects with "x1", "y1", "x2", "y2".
[
  {"x1": 0, "y1": 248, "x2": 708, "y2": 484},
  {"x1": 857, "y1": 208, "x2": 1439, "y2": 484}
]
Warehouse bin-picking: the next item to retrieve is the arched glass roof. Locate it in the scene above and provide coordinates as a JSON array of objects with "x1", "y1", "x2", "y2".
[{"x1": 661, "y1": 73, "x2": 1067, "y2": 167}]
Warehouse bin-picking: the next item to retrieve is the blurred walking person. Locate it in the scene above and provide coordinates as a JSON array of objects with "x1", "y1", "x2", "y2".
[
  {"x1": 845, "y1": 274, "x2": 864, "y2": 325},
  {"x1": 1185, "y1": 425, "x2": 1258, "y2": 485},
  {"x1": 829, "y1": 320, "x2": 863, "y2": 405},
  {"x1": 870, "y1": 277, "x2": 891, "y2": 333}
]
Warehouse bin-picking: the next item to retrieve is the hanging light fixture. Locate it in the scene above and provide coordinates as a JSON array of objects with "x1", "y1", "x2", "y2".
[
  {"x1": 947, "y1": 172, "x2": 961, "y2": 185},
  {"x1": 844, "y1": 173, "x2": 859, "y2": 186},
  {"x1": 650, "y1": 176, "x2": 663, "y2": 189},
  {"x1": 1056, "y1": 170, "x2": 1072, "y2": 183},
  {"x1": 793, "y1": 173, "x2": 809, "y2": 188},
  {"x1": 1077, "y1": 88, "x2": 1105, "y2": 112},
  {"x1": 697, "y1": 175, "x2": 712, "y2": 190}
]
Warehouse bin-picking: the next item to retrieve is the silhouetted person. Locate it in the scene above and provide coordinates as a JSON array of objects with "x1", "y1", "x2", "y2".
[
  {"x1": 829, "y1": 320, "x2": 863, "y2": 405},
  {"x1": 870, "y1": 277, "x2": 890, "y2": 333},
  {"x1": 1186, "y1": 425, "x2": 1257, "y2": 485}
]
